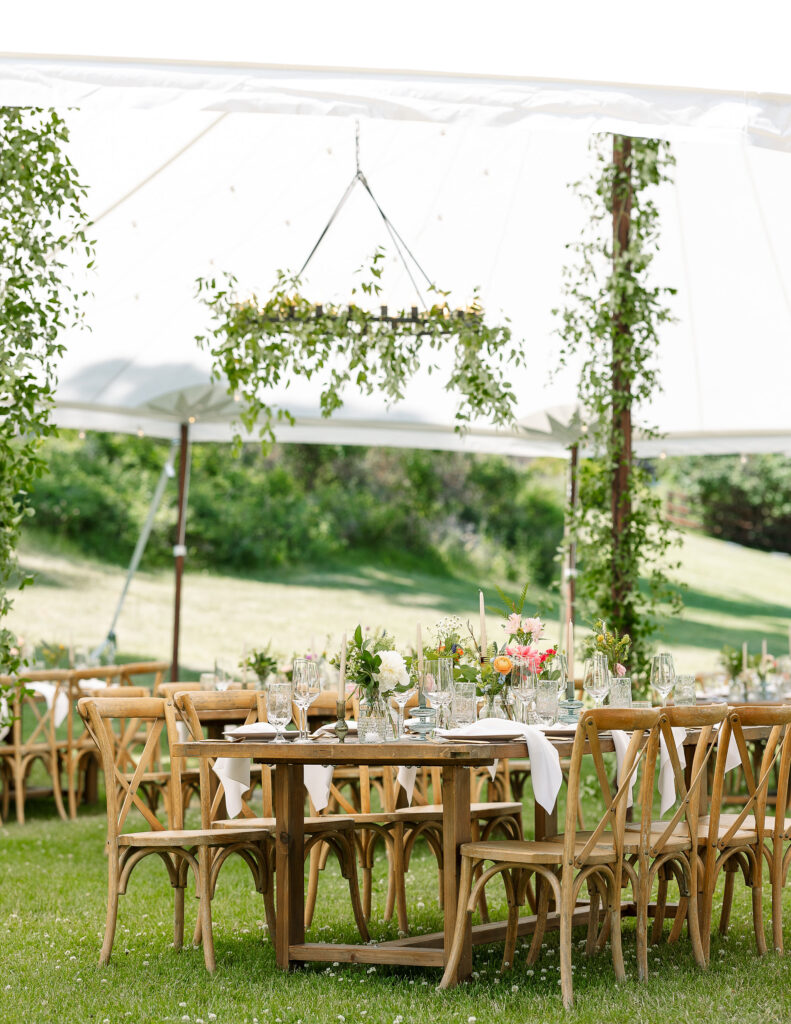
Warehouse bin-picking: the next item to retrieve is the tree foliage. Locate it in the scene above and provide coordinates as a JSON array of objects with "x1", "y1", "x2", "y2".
[
  {"x1": 0, "y1": 107, "x2": 93, "y2": 688},
  {"x1": 555, "y1": 135, "x2": 682, "y2": 680}
]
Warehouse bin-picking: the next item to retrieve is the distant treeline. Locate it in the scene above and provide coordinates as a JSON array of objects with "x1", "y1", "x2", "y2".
[
  {"x1": 28, "y1": 432, "x2": 566, "y2": 585},
  {"x1": 669, "y1": 454, "x2": 791, "y2": 554}
]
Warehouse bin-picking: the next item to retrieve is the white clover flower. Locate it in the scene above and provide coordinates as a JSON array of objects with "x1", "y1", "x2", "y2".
[{"x1": 375, "y1": 650, "x2": 409, "y2": 693}]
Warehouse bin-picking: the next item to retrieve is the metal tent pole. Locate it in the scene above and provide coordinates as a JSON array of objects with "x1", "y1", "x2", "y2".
[{"x1": 171, "y1": 422, "x2": 191, "y2": 682}]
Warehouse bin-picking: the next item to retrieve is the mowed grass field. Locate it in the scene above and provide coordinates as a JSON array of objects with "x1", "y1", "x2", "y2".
[{"x1": 8, "y1": 528, "x2": 791, "y2": 675}]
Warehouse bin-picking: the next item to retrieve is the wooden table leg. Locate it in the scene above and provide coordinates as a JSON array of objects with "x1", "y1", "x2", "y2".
[
  {"x1": 441, "y1": 764, "x2": 472, "y2": 983},
  {"x1": 534, "y1": 799, "x2": 558, "y2": 842},
  {"x1": 275, "y1": 763, "x2": 305, "y2": 970}
]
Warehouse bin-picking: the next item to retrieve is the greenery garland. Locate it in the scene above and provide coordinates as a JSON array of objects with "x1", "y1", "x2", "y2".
[
  {"x1": 196, "y1": 249, "x2": 522, "y2": 451},
  {"x1": 0, "y1": 108, "x2": 93, "y2": 696},
  {"x1": 554, "y1": 135, "x2": 683, "y2": 681}
]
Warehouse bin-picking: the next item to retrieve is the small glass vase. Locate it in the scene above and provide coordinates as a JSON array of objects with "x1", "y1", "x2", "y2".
[
  {"x1": 482, "y1": 693, "x2": 508, "y2": 720},
  {"x1": 358, "y1": 697, "x2": 389, "y2": 743}
]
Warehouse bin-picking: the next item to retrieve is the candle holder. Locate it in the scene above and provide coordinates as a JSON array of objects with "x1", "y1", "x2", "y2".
[{"x1": 334, "y1": 699, "x2": 349, "y2": 743}]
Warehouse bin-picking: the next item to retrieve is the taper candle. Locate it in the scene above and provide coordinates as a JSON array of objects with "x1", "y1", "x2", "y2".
[
  {"x1": 416, "y1": 623, "x2": 424, "y2": 674},
  {"x1": 762, "y1": 638, "x2": 768, "y2": 669},
  {"x1": 742, "y1": 641, "x2": 748, "y2": 671},
  {"x1": 339, "y1": 633, "x2": 347, "y2": 699},
  {"x1": 479, "y1": 590, "x2": 487, "y2": 662},
  {"x1": 566, "y1": 618, "x2": 574, "y2": 699}
]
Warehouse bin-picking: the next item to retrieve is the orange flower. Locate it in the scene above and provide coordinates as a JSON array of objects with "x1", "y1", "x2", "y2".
[{"x1": 493, "y1": 655, "x2": 513, "y2": 675}]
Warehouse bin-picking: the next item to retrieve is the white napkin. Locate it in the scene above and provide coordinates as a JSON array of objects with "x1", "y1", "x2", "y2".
[
  {"x1": 611, "y1": 730, "x2": 635, "y2": 808},
  {"x1": 212, "y1": 757, "x2": 251, "y2": 818},
  {"x1": 435, "y1": 718, "x2": 563, "y2": 813},
  {"x1": 305, "y1": 765, "x2": 335, "y2": 812},
  {"x1": 659, "y1": 726, "x2": 688, "y2": 815},
  {"x1": 27, "y1": 681, "x2": 70, "y2": 729},
  {"x1": 0, "y1": 696, "x2": 9, "y2": 742},
  {"x1": 396, "y1": 765, "x2": 418, "y2": 804}
]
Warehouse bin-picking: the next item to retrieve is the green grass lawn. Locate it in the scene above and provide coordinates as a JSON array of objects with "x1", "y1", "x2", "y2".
[
  {"x1": 3, "y1": 790, "x2": 791, "y2": 1024},
  {"x1": 8, "y1": 529, "x2": 791, "y2": 675}
]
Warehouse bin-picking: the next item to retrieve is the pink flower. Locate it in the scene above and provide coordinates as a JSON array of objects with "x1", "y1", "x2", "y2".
[
  {"x1": 503, "y1": 612, "x2": 523, "y2": 635},
  {"x1": 615, "y1": 662, "x2": 626, "y2": 677},
  {"x1": 523, "y1": 617, "x2": 543, "y2": 640},
  {"x1": 508, "y1": 644, "x2": 543, "y2": 672}
]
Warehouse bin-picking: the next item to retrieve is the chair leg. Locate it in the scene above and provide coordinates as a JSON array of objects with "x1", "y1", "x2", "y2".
[
  {"x1": 438, "y1": 856, "x2": 474, "y2": 989},
  {"x1": 13, "y1": 761, "x2": 25, "y2": 825},
  {"x1": 174, "y1": 883, "x2": 185, "y2": 951},
  {"x1": 305, "y1": 843, "x2": 321, "y2": 928},
  {"x1": 559, "y1": 877, "x2": 576, "y2": 1009},
  {"x1": 198, "y1": 847, "x2": 216, "y2": 972},
  {"x1": 341, "y1": 839, "x2": 370, "y2": 943},
  {"x1": 607, "y1": 871, "x2": 626, "y2": 985},
  {"x1": 771, "y1": 847, "x2": 784, "y2": 954},
  {"x1": 99, "y1": 857, "x2": 121, "y2": 966},
  {"x1": 719, "y1": 864, "x2": 736, "y2": 936},
  {"x1": 527, "y1": 875, "x2": 550, "y2": 966},
  {"x1": 390, "y1": 826, "x2": 409, "y2": 935},
  {"x1": 585, "y1": 875, "x2": 601, "y2": 957},
  {"x1": 652, "y1": 865, "x2": 668, "y2": 944},
  {"x1": 501, "y1": 870, "x2": 522, "y2": 972},
  {"x1": 686, "y1": 857, "x2": 706, "y2": 969},
  {"x1": 636, "y1": 866, "x2": 649, "y2": 982},
  {"x1": 50, "y1": 752, "x2": 68, "y2": 822}
]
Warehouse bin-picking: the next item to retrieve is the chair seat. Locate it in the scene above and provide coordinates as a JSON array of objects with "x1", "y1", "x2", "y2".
[
  {"x1": 550, "y1": 825, "x2": 691, "y2": 856},
  {"x1": 461, "y1": 837, "x2": 616, "y2": 867},
  {"x1": 215, "y1": 815, "x2": 355, "y2": 833},
  {"x1": 697, "y1": 815, "x2": 760, "y2": 845},
  {"x1": 393, "y1": 801, "x2": 522, "y2": 822},
  {"x1": 118, "y1": 827, "x2": 269, "y2": 847}
]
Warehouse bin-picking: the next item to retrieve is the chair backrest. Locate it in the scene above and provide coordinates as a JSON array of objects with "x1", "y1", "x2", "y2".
[
  {"x1": 648, "y1": 703, "x2": 728, "y2": 857},
  {"x1": 167, "y1": 689, "x2": 260, "y2": 827},
  {"x1": 156, "y1": 681, "x2": 201, "y2": 699},
  {"x1": 117, "y1": 661, "x2": 169, "y2": 689},
  {"x1": 0, "y1": 670, "x2": 72, "y2": 750},
  {"x1": 78, "y1": 696, "x2": 168, "y2": 842},
  {"x1": 707, "y1": 703, "x2": 791, "y2": 847},
  {"x1": 564, "y1": 707, "x2": 662, "y2": 869}
]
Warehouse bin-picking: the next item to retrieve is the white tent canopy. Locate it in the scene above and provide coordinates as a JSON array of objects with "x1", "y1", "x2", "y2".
[{"x1": 3, "y1": 1, "x2": 791, "y2": 457}]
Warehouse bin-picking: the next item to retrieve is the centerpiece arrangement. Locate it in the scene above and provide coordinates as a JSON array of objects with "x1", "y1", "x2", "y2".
[{"x1": 338, "y1": 625, "x2": 412, "y2": 742}]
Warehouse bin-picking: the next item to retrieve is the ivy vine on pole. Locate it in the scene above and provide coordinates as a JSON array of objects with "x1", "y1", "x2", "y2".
[
  {"x1": 554, "y1": 134, "x2": 683, "y2": 681},
  {"x1": 196, "y1": 249, "x2": 522, "y2": 452},
  {"x1": 0, "y1": 108, "x2": 94, "y2": 702}
]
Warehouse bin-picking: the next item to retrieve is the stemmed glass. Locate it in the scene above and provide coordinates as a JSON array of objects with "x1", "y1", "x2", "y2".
[
  {"x1": 292, "y1": 658, "x2": 321, "y2": 741},
  {"x1": 511, "y1": 658, "x2": 538, "y2": 724},
  {"x1": 552, "y1": 652, "x2": 569, "y2": 698},
  {"x1": 422, "y1": 659, "x2": 453, "y2": 729},
  {"x1": 650, "y1": 652, "x2": 676, "y2": 706},
  {"x1": 267, "y1": 680, "x2": 293, "y2": 742},
  {"x1": 583, "y1": 654, "x2": 610, "y2": 707},
  {"x1": 391, "y1": 681, "x2": 417, "y2": 739}
]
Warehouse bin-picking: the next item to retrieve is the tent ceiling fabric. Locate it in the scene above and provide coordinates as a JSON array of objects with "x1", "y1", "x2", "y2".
[{"x1": 2, "y1": 3, "x2": 790, "y2": 457}]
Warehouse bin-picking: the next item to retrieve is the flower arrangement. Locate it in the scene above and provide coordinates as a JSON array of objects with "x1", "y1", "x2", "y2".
[
  {"x1": 241, "y1": 643, "x2": 278, "y2": 683},
  {"x1": 339, "y1": 625, "x2": 411, "y2": 706},
  {"x1": 586, "y1": 619, "x2": 631, "y2": 676},
  {"x1": 423, "y1": 616, "x2": 467, "y2": 662}
]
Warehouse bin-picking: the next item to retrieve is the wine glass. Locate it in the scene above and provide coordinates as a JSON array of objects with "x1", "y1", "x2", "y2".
[
  {"x1": 511, "y1": 658, "x2": 538, "y2": 724},
  {"x1": 650, "y1": 652, "x2": 676, "y2": 706},
  {"x1": 391, "y1": 682, "x2": 417, "y2": 739},
  {"x1": 422, "y1": 659, "x2": 453, "y2": 729},
  {"x1": 583, "y1": 654, "x2": 610, "y2": 707},
  {"x1": 292, "y1": 658, "x2": 320, "y2": 741},
  {"x1": 267, "y1": 681, "x2": 293, "y2": 742},
  {"x1": 552, "y1": 652, "x2": 569, "y2": 697}
]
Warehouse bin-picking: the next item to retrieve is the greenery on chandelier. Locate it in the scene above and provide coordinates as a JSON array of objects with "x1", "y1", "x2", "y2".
[
  {"x1": 196, "y1": 248, "x2": 521, "y2": 450},
  {"x1": 0, "y1": 107, "x2": 93, "y2": 689},
  {"x1": 555, "y1": 135, "x2": 682, "y2": 681}
]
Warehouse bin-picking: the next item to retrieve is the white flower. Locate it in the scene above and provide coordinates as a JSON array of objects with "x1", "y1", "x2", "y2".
[{"x1": 376, "y1": 650, "x2": 409, "y2": 693}]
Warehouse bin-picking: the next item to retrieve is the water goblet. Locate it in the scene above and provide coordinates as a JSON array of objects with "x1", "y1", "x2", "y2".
[
  {"x1": 391, "y1": 685, "x2": 417, "y2": 739},
  {"x1": 292, "y1": 658, "x2": 320, "y2": 740},
  {"x1": 422, "y1": 659, "x2": 453, "y2": 729},
  {"x1": 582, "y1": 655, "x2": 610, "y2": 708},
  {"x1": 535, "y1": 676, "x2": 559, "y2": 725},
  {"x1": 510, "y1": 658, "x2": 537, "y2": 724},
  {"x1": 451, "y1": 677, "x2": 478, "y2": 728},
  {"x1": 650, "y1": 652, "x2": 676, "y2": 706},
  {"x1": 267, "y1": 681, "x2": 293, "y2": 742}
]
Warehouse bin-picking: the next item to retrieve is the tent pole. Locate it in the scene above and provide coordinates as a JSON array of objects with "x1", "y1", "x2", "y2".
[
  {"x1": 171, "y1": 422, "x2": 190, "y2": 682},
  {"x1": 565, "y1": 441, "x2": 579, "y2": 698}
]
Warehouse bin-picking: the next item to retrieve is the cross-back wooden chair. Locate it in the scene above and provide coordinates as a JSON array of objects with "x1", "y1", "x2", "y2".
[
  {"x1": 79, "y1": 695, "x2": 268, "y2": 972},
  {"x1": 698, "y1": 702, "x2": 791, "y2": 962},
  {"x1": 117, "y1": 660, "x2": 168, "y2": 689},
  {"x1": 618, "y1": 703, "x2": 728, "y2": 980},
  {"x1": 172, "y1": 689, "x2": 369, "y2": 941},
  {"x1": 0, "y1": 670, "x2": 70, "y2": 824},
  {"x1": 440, "y1": 706, "x2": 662, "y2": 1008}
]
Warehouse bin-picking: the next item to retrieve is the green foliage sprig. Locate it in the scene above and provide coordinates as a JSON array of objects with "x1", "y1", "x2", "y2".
[
  {"x1": 242, "y1": 644, "x2": 278, "y2": 681},
  {"x1": 585, "y1": 619, "x2": 631, "y2": 675},
  {"x1": 0, "y1": 108, "x2": 93, "y2": 713},
  {"x1": 554, "y1": 135, "x2": 683, "y2": 681},
  {"x1": 196, "y1": 248, "x2": 521, "y2": 452},
  {"x1": 719, "y1": 644, "x2": 760, "y2": 682}
]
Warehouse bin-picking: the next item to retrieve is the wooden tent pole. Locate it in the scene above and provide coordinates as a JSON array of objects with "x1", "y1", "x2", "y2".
[{"x1": 171, "y1": 422, "x2": 190, "y2": 682}]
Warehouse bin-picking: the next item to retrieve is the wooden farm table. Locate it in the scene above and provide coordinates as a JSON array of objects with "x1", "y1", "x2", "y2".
[
  {"x1": 174, "y1": 724, "x2": 771, "y2": 982},
  {"x1": 174, "y1": 733, "x2": 604, "y2": 981}
]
